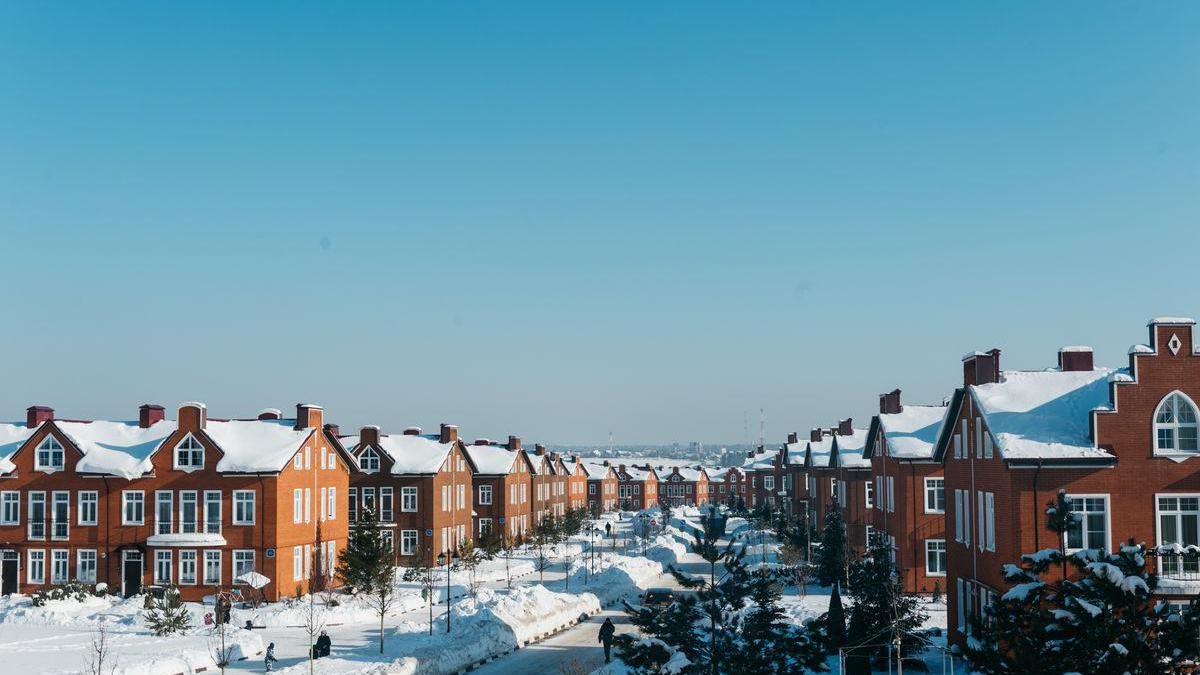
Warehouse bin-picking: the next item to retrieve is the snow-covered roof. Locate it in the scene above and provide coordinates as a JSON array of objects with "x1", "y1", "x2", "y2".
[
  {"x1": 55, "y1": 420, "x2": 177, "y2": 478},
  {"x1": 740, "y1": 447, "x2": 779, "y2": 471},
  {"x1": 807, "y1": 434, "x2": 834, "y2": 468},
  {"x1": 370, "y1": 433, "x2": 455, "y2": 475},
  {"x1": 706, "y1": 466, "x2": 739, "y2": 481},
  {"x1": 658, "y1": 465, "x2": 704, "y2": 481},
  {"x1": 878, "y1": 404, "x2": 949, "y2": 460},
  {"x1": 582, "y1": 461, "x2": 614, "y2": 479},
  {"x1": 560, "y1": 457, "x2": 586, "y2": 477},
  {"x1": 0, "y1": 423, "x2": 35, "y2": 473},
  {"x1": 204, "y1": 418, "x2": 316, "y2": 473},
  {"x1": 619, "y1": 464, "x2": 655, "y2": 480},
  {"x1": 832, "y1": 428, "x2": 870, "y2": 468},
  {"x1": 785, "y1": 441, "x2": 807, "y2": 465},
  {"x1": 463, "y1": 444, "x2": 519, "y2": 475},
  {"x1": 1149, "y1": 316, "x2": 1196, "y2": 325},
  {"x1": 970, "y1": 367, "x2": 1119, "y2": 460}
]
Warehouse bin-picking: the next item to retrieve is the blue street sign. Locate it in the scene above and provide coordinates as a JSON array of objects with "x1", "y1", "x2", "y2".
[
  {"x1": 425, "y1": 529, "x2": 433, "y2": 537},
  {"x1": 498, "y1": 517, "x2": 506, "y2": 524},
  {"x1": 266, "y1": 548, "x2": 275, "y2": 558}
]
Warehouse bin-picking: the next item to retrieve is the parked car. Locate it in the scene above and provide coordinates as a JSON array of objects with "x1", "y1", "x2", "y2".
[{"x1": 640, "y1": 587, "x2": 675, "y2": 610}]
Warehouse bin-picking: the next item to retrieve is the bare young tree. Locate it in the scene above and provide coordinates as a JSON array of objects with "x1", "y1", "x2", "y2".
[
  {"x1": 402, "y1": 555, "x2": 437, "y2": 636},
  {"x1": 456, "y1": 540, "x2": 486, "y2": 601},
  {"x1": 84, "y1": 623, "x2": 115, "y2": 675},
  {"x1": 303, "y1": 592, "x2": 328, "y2": 673},
  {"x1": 207, "y1": 622, "x2": 237, "y2": 675}
]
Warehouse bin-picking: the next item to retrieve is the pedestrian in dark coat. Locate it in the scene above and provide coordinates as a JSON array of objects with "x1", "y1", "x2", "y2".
[
  {"x1": 598, "y1": 617, "x2": 616, "y2": 663},
  {"x1": 316, "y1": 630, "x2": 332, "y2": 658}
]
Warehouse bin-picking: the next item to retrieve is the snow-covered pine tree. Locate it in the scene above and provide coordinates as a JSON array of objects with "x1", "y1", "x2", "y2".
[
  {"x1": 336, "y1": 505, "x2": 389, "y2": 594},
  {"x1": 966, "y1": 541, "x2": 1200, "y2": 675},
  {"x1": 814, "y1": 502, "x2": 847, "y2": 586},
  {"x1": 845, "y1": 532, "x2": 926, "y2": 666},
  {"x1": 143, "y1": 585, "x2": 191, "y2": 636}
]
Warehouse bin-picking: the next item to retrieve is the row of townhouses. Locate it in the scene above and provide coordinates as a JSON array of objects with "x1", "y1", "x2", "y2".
[{"x1": 739, "y1": 316, "x2": 1200, "y2": 651}]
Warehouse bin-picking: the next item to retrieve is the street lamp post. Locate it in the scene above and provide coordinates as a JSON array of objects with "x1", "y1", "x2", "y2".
[{"x1": 437, "y1": 551, "x2": 451, "y2": 633}]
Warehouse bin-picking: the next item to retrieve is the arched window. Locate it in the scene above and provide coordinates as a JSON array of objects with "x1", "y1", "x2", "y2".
[
  {"x1": 35, "y1": 436, "x2": 64, "y2": 470},
  {"x1": 174, "y1": 435, "x2": 205, "y2": 469},
  {"x1": 1155, "y1": 392, "x2": 1199, "y2": 453},
  {"x1": 359, "y1": 447, "x2": 380, "y2": 473}
]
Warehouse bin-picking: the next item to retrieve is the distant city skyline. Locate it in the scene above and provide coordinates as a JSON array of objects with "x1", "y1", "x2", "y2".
[{"x1": 2, "y1": 3, "x2": 1198, "y2": 444}]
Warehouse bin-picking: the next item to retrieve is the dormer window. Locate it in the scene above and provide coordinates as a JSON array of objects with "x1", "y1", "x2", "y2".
[
  {"x1": 175, "y1": 435, "x2": 205, "y2": 470},
  {"x1": 35, "y1": 436, "x2": 64, "y2": 471},
  {"x1": 1155, "y1": 392, "x2": 1199, "y2": 454},
  {"x1": 359, "y1": 447, "x2": 380, "y2": 473}
]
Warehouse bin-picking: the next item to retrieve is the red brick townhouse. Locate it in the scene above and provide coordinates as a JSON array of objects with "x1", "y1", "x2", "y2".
[
  {"x1": 583, "y1": 461, "x2": 619, "y2": 513},
  {"x1": 805, "y1": 428, "x2": 837, "y2": 526},
  {"x1": 615, "y1": 464, "x2": 659, "y2": 510},
  {"x1": 547, "y1": 451, "x2": 574, "y2": 518},
  {"x1": 706, "y1": 466, "x2": 747, "y2": 509},
  {"x1": 742, "y1": 443, "x2": 797, "y2": 511},
  {"x1": 0, "y1": 403, "x2": 350, "y2": 602},
  {"x1": 528, "y1": 446, "x2": 556, "y2": 524},
  {"x1": 560, "y1": 456, "x2": 589, "y2": 512},
  {"x1": 341, "y1": 423, "x2": 474, "y2": 567},
  {"x1": 827, "y1": 419, "x2": 872, "y2": 559},
  {"x1": 784, "y1": 432, "x2": 812, "y2": 517},
  {"x1": 463, "y1": 437, "x2": 534, "y2": 543},
  {"x1": 864, "y1": 389, "x2": 949, "y2": 594},
  {"x1": 940, "y1": 320, "x2": 1200, "y2": 649},
  {"x1": 657, "y1": 465, "x2": 710, "y2": 508}
]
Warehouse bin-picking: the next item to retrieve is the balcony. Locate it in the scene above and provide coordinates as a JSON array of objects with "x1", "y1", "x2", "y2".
[{"x1": 1153, "y1": 548, "x2": 1200, "y2": 595}]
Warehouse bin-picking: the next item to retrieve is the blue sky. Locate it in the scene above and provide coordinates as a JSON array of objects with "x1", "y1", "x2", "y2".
[{"x1": 1, "y1": 2, "x2": 1198, "y2": 445}]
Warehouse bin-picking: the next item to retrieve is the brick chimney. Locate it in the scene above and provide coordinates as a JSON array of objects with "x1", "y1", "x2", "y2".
[
  {"x1": 963, "y1": 349, "x2": 1002, "y2": 386},
  {"x1": 295, "y1": 404, "x2": 323, "y2": 430},
  {"x1": 787, "y1": 432, "x2": 799, "y2": 445},
  {"x1": 439, "y1": 423, "x2": 458, "y2": 444},
  {"x1": 837, "y1": 418, "x2": 853, "y2": 435},
  {"x1": 879, "y1": 389, "x2": 902, "y2": 415},
  {"x1": 810, "y1": 428, "x2": 822, "y2": 443},
  {"x1": 323, "y1": 423, "x2": 340, "y2": 437},
  {"x1": 618, "y1": 463, "x2": 626, "y2": 474},
  {"x1": 534, "y1": 444, "x2": 546, "y2": 456},
  {"x1": 747, "y1": 450, "x2": 755, "y2": 459},
  {"x1": 1058, "y1": 346, "x2": 1094, "y2": 372},
  {"x1": 257, "y1": 408, "x2": 282, "y2": 420},
  {"x1": 1148, "y1": 317, "x2": 1196, "y2": 356},
  {"x1": 602, "y1": 460, "x2": 610, "y2": 466},
  {"x1": 138, "y1": 404, "x2": 165, "y2": 428},
  {"x1": 507, "y1": 435, "x2": 522, "y2": 450},
  {"x1": 403, "y1": 426, "x2": 422, "y2": 436},
  {"x1": 179, "y1": 402, "x2": 207, "y2": 429},
  {"x1": 26, "y1": 406, "x2": 54, "y2": 428},
  {"x1": 360, "y1": 425, "x2": 380, "y2": 445},
  {"x1": 473, "y1": 438, "x2": 490, "y2": 446}
]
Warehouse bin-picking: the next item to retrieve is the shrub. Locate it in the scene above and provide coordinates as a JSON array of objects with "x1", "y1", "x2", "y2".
[{"x1": 32, "y1": 581, "x2": 100, "y2": 607}]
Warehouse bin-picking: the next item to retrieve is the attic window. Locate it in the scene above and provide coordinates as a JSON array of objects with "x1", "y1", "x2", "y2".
[
  {"x1": 174, "y1": 435, "x2": 205, "y2": 470},
  {"x1": 1155, "y1": 392, "x2": 1199, "y2": 454},
  {"x1": 359, "y1": 447, "x2": 380, "y2": 473},
  {"x1": 35, "y1": 436, "x2": 64, "y2": 471}
]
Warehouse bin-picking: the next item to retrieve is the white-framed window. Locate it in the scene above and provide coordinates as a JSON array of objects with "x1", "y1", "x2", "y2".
[
  {"x1": 28, "y1": 491, "x2": 46, "y2": 539},
  {"x1": 378, "y1": 487, "x2": 392, "y2": 522},
  {"x1": 205, "y1": 491, "x2": 222, "y2": 533},
  {"x1": 123, "y1": 491, "x2": 144, "y2": 526},
  {"x1": 954, "y1": 432, "x2": 962, "y2": 460},
  {"x1": 361, "y1": 487, "x2": 376, "y2": 515},
  {"x1": 520, "y1": 483, "x2": 527, "y2": 503},
  {"x1": 35, "y1": 436, "x2": 65, "y2": 471},
  {"x1": 304, "y1": 488, "x2": 311, "y2": 523},
  {"x1": 319, "y1": 487, "x2": 327, "y2": 522},
  {"x1": 27, "y1": 549, "x2": 45, "y2": 584},
  {"x1": 51, "y1": 491, "x2": 69, "y2": 540},
  {"x1": 457, "y1": 484, "x2": 465, "y2": 509},
  {"x1": 953, "y1": 489, "x2": 963, "y2": 543},
  {"x1": 78, "y1": 491, "x2": 98, "y2": 526},
  {"x1": 479, "y1": 485, "x2": 493, "y2": 505},
  {"x1": 956, "y1": 579, "x2": 965, "y2": 631},
  {"x1": 304, "y1": 447, "x2": 311, "y2": 470},
  {"x1": 380, "y1": 530, "x2": 394, "y2": 553},
  {"x1": 441, "y1": 485, "x2": 450, "y2": 512},
  {"x1": 887, "y1": 476, "x2": 895, "y2": 512},
  {"x1": 293, "y1": 489, "x2": 303, "y2": 524},
  {"x1": 359, "y1": 447, "x2": 380, "y2": 473},
  {"x1": 865, "y1": 524, "x2": 874, "y2": 548},
  {"x1": 294, "y1": 450, "x2": 303, "y2": 470},
  {"x1": 233, "y1": 550, "x2": 255, "y2": 578},
  {"x1": 985, "y1": 492, "x2": 995, "y2": 552},
  {"x1": 156, "y1": 491, "x2": 174, "y2": 535},
  {"x1": 293, "y1": 546, "x2": 303, "y2": 581},
  {"x1": 154, "y1": 550, "x2": 172, "y2": 585},
  {"x1": 401, "y1": 530, "x2": 418, "y2": 556},
  {"x1": 864, "y1": 479, "x2": 874, "y2": 509},
  {"x1": 0, "y1": 491, "x2": 18, "y2": 525},
  {"x1": 1066, "y1": 495, "x2": 1110, "y2": 553},
  {"x1": 983, "y1": 432, "x2": 993, "y2": 459},
  {"x1": 204, "y1": 550, "x2": 222, "y2": 585},
  {"x1": 1157, "y1": 495, "x2": 1200, "y2": 575},
  {"x1": 51, "y1": 549, "x2": 69, "y2": 583},
  {"x1": 179, "y1": 550, "x2": 197, "y2": 585},
  {"x1": 304, "y1": 544, "x2": 312, "y2": 579},
  {"x1": 77, "y1": 549, "x2": 97, "y2": 583},
  {"x1": 328, "y1": 487, "x2": 337, "y2": 520},
  {"x1": 924, "y1": 477, "x2": 946, "y2": 514},
  {"x1": 401, "y1": 486, "x2": 417, "y2": 512},
  {"x1": 174, "y1": 434, "x2": 204, "y2": 470},
  {"x1": 977, "y1": 491, "x2": 985, "y2": 552},
  {"x1": 179, "y1": 491, "x2": 198, "y2": 534},
  {"x1": 480, "y1": 517, "x2": 492, "y2": 537},
  {"x1": 589, "y1": 483, "x2": 596, "y2": 495},
  {"x1": 348, "y1": 488, "x2": 358, "y2": 523},
  {"x1": 764, "y1": 476, "x2": 775, "y2": 491},
  {"x1": 233, "y1": 490, "x2": 255, "y2": 525},
  {"x1": 1155, "y1": 392, "x2": 1200, "y2": 454}
]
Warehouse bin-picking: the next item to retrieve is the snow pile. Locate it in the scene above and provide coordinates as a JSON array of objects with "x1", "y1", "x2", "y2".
[
  {"x1": 643, "y1": 533, "x2": 688, "y2": 566},
  {"x1": 567, "y1": 552, "x2": 664, "y2": 604},
  {"x1": 110, "y1": 627, "x2": 262, "y2": 675}
]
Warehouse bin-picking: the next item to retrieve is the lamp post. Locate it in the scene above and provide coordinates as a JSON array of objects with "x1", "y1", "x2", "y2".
[{"x1": 436, "y1": 551, "x2": 451, "y2": 633}]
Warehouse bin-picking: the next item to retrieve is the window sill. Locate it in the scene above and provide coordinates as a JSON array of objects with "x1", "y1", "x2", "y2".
[
  {"x1": 925, "y1": 571, "x2": 947, "y2": 577},
  {"x1": 925, "y1": 509, "x2": 946, "y2": 515},
  {"x1": 1155, "y1": 452, "x2": 1200, "y2": 464}
]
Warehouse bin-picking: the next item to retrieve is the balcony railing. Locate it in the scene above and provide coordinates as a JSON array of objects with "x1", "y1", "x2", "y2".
[{"x1": 1155, "y1": 549, "x2": 1200, "y2": 581}]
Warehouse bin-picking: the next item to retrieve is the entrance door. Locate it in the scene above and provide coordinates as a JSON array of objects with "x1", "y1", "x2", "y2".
[
  {"x1": 0, "y1": 551, "x2": 17, "y2": 595},
  {"x1": 122, "y1": 551, "x2": 143, "y2": 598}
]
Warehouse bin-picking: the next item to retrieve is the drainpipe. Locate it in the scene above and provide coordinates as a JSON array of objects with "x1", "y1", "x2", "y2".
[
  {"x1": 256, "y1": 472, "x2": 267, "y2": 579},
  {"x1": 102, "y1": 476, "x2": 111, "y2": 589},
  {"x1": 909, "y1": 460, "x2": 919, "y2": 593}
]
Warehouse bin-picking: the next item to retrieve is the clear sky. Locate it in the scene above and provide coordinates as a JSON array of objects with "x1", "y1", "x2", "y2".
[{"x1": 1, "y1": 2, "x2": 1198, "y2": 446}]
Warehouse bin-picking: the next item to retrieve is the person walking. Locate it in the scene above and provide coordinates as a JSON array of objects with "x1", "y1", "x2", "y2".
[
  {"x1": 265, "y1": 642, "x2": 278, "y2": 672},
  {"x1": 598, "y1": 617, "x2": 616, "y2": 663},
  {"x1": 316, "y1": 630, "x2": 332, "y2": 658}
]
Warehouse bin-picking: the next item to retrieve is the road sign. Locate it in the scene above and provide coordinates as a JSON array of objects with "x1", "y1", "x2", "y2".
[
  {"x1": 425, "y1": 529, "x2": 433, "y2": 537},
  {"x1": 266, "y1": 548, "x2": 275, "y2": 558}
]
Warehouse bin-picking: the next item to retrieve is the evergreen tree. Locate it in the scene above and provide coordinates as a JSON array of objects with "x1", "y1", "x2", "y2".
[
  {"x1": 845, "y1": 532, "x2": 926, "y2": 668},
  {"x1": 737, "y1": 567, "x2": 827, "y2": 674},
  {"x1": 1045, "y1": 489, "x2": 1076, "y2": 579},
  {"x1": 814, "y1": 503, "x2": 846, "y2": 586},
  {"x1": 336, "y1": 506, "x2": 389, "y2": 594},
  {"x1": 824, "y1": 580, "x2": 845, "y2": 648},
  {"x1": 143, "y1": 585, "x2": 191, "y2": 636},
  {"x1": 966, "y1": 541, "x2": 1200, "y2": 675},
  {"x1": 843, "y1": 602, "x2": 872, "y2": 675}
]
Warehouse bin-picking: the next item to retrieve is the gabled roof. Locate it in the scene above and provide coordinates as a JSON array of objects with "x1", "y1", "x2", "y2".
[
  {"x1": 659, "y1": 465, "x2": 705, "y2": 481},
  {"x1": 582, "y1": 461, "x2": 616, "y2": 479},
  {"x1": 806, "y1": 434, "x2": 835, "y2": 469},
  {"x1": 706, "y1": 466, "x2": 741, "y2": 481},
  {"x1": 345, "y1": 432, "x2": 458, "y2": 475},
  {"x1": 203, "y1": 418, "x2": 318, "y2": 473},
  {"x1": 56, "y1": 420, "x2": 177, "y2": 478},
  {"x1": 865, "y1": 404, "x2": 949, "y2": 461},
  {"x1": 970, "y1": 367, "x2": 1118, "y2": 462},
  {"x1": 740, "y1": 447, "x2": 780, "y2": 471},
  {"x1": 463, "y1": 444, "x2": 524, "y2": 475},
  {"x1": 560, "y1": 457, "x2": 589, "y2": 477},
  {"x1": 617, "y1": 464, "x2": 657, "y2": 481},
  {"x1": 830, "y1": 428, "x2": 870, "y2": 469}
]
